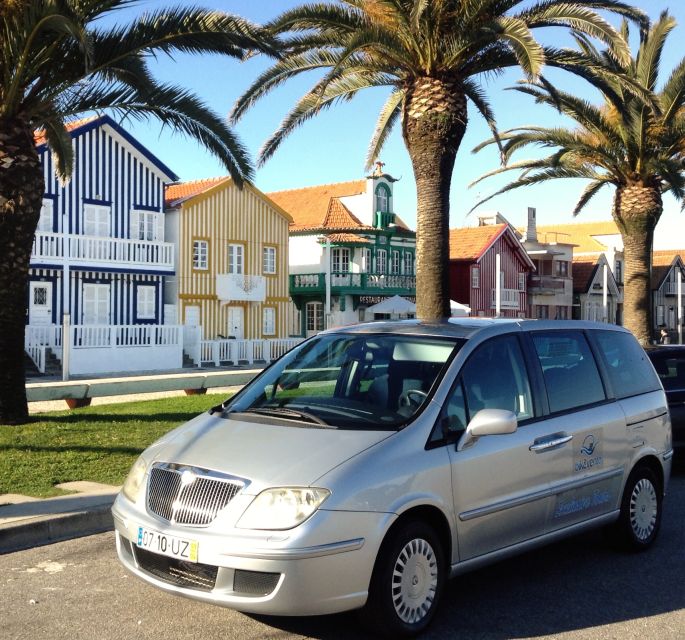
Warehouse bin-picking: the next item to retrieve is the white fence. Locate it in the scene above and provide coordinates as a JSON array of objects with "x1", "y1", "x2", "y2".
[
  {"x1": 24, "y1": 324, "x2": 63, "y2": 373},
  {"x1": 25, "y1": 323, "x2": 302, "y2": 375},
  {"x1": 196, "y1": 338, "x2": 303, "y2": 367}
]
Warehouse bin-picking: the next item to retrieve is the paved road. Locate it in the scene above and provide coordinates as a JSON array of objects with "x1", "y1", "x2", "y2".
[{"x1": 3, "y1": 466, "x2": 685, "y2": 640}]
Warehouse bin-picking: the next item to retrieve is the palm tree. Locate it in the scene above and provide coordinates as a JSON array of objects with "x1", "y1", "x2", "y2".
[
  {"x1": 231, "y1": 0, "x2": 646, "y2": 325},
  {"x1": 0, "y1": 0, "x2": 276, "y2": 424},
  {"x1": 471, "y1": 12, "x2": 685, "y2": 345}
]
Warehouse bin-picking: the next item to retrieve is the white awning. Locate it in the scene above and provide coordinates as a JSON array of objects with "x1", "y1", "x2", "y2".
[
  {"x1": 365, "y1": 295, "x2": 416, "y2": 315},
  {"x1": 450, "y1": 300, "x2": 471, "y2": 317}
]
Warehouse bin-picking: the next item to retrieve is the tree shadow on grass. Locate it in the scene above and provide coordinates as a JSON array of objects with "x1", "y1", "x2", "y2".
[{"x1": 28, "y1": 412, "x2": 199, "y2": 425}]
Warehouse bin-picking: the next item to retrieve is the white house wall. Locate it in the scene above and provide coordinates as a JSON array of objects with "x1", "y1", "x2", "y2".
[{"x1": 289, "y1": 235, "x2": 324, "y2": 273}]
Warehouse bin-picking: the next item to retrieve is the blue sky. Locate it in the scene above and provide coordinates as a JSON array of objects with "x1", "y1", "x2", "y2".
[{"x1": 109, "y1": 1, "x2": 684, "y2": 246}]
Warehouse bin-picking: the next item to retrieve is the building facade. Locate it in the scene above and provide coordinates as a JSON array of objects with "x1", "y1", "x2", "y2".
[
  {"x1": 269, "y1": 167, "x2": 417, "y2": 336},
  {"x1": 28, "y1": 115, "x2": 181, "y2": 375},
  {"x1": 652, "y1": 251, "x2": 685, "y2": 342},
  {"x1": 448, "y1": 219, "x2": 534, "y2": 318},
  {"x1": 164, "y1": 177, "x2": 293, "y2": 345},
  {"x1": 518, "y1": 208, "x2": 574, "y2": 319}
]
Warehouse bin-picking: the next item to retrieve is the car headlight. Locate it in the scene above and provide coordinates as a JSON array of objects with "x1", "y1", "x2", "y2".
[
  {"x1": 237, "y1": 487, "x2": 330, "y2": 530},
  {"x1": 122, "y1": 456, "x2": 148, "y2": 503}
]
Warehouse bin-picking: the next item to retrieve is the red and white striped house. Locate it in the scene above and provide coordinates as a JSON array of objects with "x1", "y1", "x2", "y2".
[{"x1": 448, "y1": 222, "x2": 535, "y2": 318}]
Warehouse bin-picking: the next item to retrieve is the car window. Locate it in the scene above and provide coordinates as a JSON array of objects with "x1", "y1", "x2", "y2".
[
  {"x1": 461, "y1": 335, "x2": 534, "y2": 421},
  {"x1": 592, "y1": 331, "x2": 662, "y2": 399},
  {"x1": 441, "y1": 379, "x2": 467, "y2": 438},
  {"x1": 228, "y1": 333, "x2": 463, "y2": 429},
  {"x1": 650, "y1": 353, "x2": 685, "y2": 392},
  {"x1": 531, "y1": 331, "x2": 606, "y2": 413}
]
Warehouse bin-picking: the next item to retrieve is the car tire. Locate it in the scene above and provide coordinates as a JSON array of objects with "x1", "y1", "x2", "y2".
[
  {"x1": 608, "y1": 465, "x2": 662, "y2": 551},
  {"x1": 360, "y1": 520, "x2": 445, "y2": 638}
]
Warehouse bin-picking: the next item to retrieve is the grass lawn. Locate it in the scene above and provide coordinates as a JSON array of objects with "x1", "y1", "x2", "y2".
[{"x1": 0, "y1": 393, "x2": 229, "y2": 498}]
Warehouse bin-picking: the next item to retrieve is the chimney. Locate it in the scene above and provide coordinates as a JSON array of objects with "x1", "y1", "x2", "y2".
[{"x1": 525, "y1": 207, "x2": 537, "y2": 242}]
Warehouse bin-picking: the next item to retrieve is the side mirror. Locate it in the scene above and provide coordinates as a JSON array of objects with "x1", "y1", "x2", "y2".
[{"x1": 457, "y1": 409, "x2": 517, "y2": 452}]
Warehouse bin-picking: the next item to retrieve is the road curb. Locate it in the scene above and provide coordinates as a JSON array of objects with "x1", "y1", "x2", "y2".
[{"x1": 0, "y1": 505, "x2": 114, "y2": 555}]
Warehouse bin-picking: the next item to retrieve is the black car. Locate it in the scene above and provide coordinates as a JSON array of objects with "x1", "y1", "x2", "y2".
[{"x1": 647, "y1": 345, "x2": 685, "y2": 450}]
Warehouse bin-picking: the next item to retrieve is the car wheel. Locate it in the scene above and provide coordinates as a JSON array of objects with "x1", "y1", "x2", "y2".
[
  {"x1": 609, "y1": 465, "x2": 662, "y2": 551},
  {"x1": 360, "y1": 520, "x2": 444, "y2": 638}
]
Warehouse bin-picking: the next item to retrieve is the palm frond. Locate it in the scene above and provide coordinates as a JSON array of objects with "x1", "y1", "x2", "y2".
[{"x1": 365, "y1": 88, "x2": 403, "y2": 171}]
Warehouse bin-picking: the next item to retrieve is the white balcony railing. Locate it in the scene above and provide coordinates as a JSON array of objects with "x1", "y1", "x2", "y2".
[
  {"x1": 31, "y1": 232, "x2": 174, "y2": 270},
  {"x1": 216, "y1": 274, "x2": 266, "y2": 302},
  {"x1": 491, "y1": 288, "x2": 521, "y2": 310}
]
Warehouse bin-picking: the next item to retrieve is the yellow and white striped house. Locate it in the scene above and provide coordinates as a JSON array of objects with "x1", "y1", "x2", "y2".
[{"x1": 164, "y1": 177, "x2": 293, "y2": 341}]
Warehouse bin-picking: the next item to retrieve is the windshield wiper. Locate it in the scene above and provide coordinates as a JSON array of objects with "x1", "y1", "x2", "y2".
[{"x1": 242, "y1": 407, "x2": 333, "y2": 427}]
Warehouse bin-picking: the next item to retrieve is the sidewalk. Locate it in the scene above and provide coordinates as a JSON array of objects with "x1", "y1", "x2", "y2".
[{"x1": 0, "y1": 482, "x2": 119, "y2": 554}]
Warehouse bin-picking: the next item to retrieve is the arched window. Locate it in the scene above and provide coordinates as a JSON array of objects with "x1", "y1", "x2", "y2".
[{"x1": 375, "y1": 184, "x2": 390, "y2": 213}]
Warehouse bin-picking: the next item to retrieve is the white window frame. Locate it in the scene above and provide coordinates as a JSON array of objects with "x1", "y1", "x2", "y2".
[
  {"x1": 131, "y1": 210, "x2": 163, "y2": 241},
  {"x1": 376, "y1": 188, "x2": 389, "y2": 213},
  {"x1": 518, "y1": 272, "x2": 526, "y2": 292},
  {"x1": 193, "y1": 240, "x2": 209, "y2": 270},
  {"x1": 391, "y1": 250, "x2": 400, "y2": 275},
  {"x1": 83, "y1": 204, "x2": 110, "y2": 237},
  {"x1": 403, "y1": 252, "x2": 414, "y2": 275},
  {"x1": 331, "y1": 247, "x2": 350, "y2": 273},
  {"x1": 376, "y1": 249, "x2": 387, "y2": 274},
  {"x1": 38, "y1": 199, "x2": 54, "y2": 232},
  {"x1": 82, "y1": 283, "x2": 110, "y2": 325},
  {"x1": 136, "y1": 285, "x2": 157, "y2": 320},
  {"x1": 262, "y1": 307, "x2": 276, "y2": 335},
  {"x1": 263, "y1": 246, "x2": 276, "y2": 274},
  {"x1": 361, "y1": 248, "x2": 372, "y2": 273},
  {"x1": 471, "y1": 266, "x2": 480, "y2": 289},
  {"x1": 306, "y1": 301, "x2": 324, "y2": 332},
  {"x1": 228, "y1": 243, "x2": 244, "y2": 274}
]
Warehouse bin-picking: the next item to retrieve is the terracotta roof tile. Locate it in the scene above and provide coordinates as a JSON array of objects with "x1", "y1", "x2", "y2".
[
  {"x1": 164, "y1": 177, "x2": 229, "y2": 207},
  {"x1": 267, "y1": 180, "x2": 366, "y2": 231},
  {"x1": 320, "y1": 233, "x2": 373, "y2": 245},
  {"x1": 571, "y1": 256, "x2": 600, "y2": 293},
  {"x1": 652, "y1": 249, "x2": 685, "y2": 266},
  {"x1": 34, "y1": 115, "x2": 101, "y2": 146},
  {"x1": 449, "y1": 224, "x2": 507, "y2": 261},
  {"x1": 534, "y1": 221, "x2": 620, "y2": 253}
]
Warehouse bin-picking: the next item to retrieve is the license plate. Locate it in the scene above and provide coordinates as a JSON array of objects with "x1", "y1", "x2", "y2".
[{"x1": 136, "y1": 526, "x2": 198, "y2": 563}]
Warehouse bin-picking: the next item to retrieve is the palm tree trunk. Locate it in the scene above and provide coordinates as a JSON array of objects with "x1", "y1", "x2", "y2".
[
  {"x1": 612, "y1": 184, "x2": 661, "y2": 346},
  {"x1": 0, "y1": 117, "x2": 44, "y2": 424},
  {"x1": 402, "y1": 75, "x2": 467, "y2": 321}
]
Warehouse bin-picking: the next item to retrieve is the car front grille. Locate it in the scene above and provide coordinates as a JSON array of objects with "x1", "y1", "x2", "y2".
[
  {"x1": 147, "y1": 464, "x2": 244, "y2": 526},
  {"x1": 233, "y1": 569, "x2": 281, "y2": 597},
  {"x1": 133, "y1": 546, "x2": 218, "y2": 592}
]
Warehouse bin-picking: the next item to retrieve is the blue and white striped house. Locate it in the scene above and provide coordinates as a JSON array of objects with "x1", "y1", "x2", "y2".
[{"x1": 27, "y1": 115, "x2": 183, "y2": 375}]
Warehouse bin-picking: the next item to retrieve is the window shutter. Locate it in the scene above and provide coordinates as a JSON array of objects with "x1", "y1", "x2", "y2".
[
  {"x1": 130, "y1": 210, "x2": 140, "y2": 240},
  {"x1": 155, "y1": 213, "x2": 164, "y2": 242}
]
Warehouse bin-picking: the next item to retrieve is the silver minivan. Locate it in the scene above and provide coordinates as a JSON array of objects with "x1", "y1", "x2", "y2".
[{"x1": 112, "y1": 319, "x2": 672, "y2": 637}]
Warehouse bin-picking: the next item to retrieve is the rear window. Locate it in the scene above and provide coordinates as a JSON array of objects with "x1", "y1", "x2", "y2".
[
  {"x1": 648, "y1": 352, "x2": 685, "y2": 392},
  {"x1": 531, "y1": 331, "x2": 606, "y2": 413},
  {"x1": 592, "y1": 331, "x2": 662, "y2": 398}
]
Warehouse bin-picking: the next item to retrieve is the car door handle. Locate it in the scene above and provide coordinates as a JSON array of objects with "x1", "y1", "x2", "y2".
[{"x1": 529, "y1": 433, "x2": 573, "y2": 452}]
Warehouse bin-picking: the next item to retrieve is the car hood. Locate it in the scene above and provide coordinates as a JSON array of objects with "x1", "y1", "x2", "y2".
[{"x1": 144, "y1": 411, "x2": 394, "y2": 493}]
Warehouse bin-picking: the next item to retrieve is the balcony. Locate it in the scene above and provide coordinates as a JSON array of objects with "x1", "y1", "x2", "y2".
[
  {"x1": 216, "y1": 274, "x2": 266, "y2": 302},
  {"x1": 31, "y1": 232, "x2": 174, "y2": 271},
  {"x1": 665, "y1": 281, "x2": 685, "y2": 296},
  {"x1": 490, "y1": 288, "x2": 521, "y2": 310},
  {"x1": 529, "y1": 275, "x2": 567, "y2": 295},
  {"x1": 290, "y1": 272, "x2": 416, "y2": 296}
]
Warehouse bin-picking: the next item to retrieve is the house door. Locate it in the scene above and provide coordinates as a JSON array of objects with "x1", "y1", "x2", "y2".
[
  {"x1": 305, "y1": 301, "x2": 324, "y2": 337},
  {"x1": 82, "y1": 284, "x2": 110, "y2": 324},
  {"x1": 29, "y1": 282, "x2": 53, "y2": 325},
  {"x1": 227, "y1": 306, "x2": 244, "y2": 339}
]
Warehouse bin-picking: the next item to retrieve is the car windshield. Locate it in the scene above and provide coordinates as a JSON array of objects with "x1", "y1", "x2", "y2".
[{"x1": 226, "y1": 333, "x2": 463, "y2": 429}]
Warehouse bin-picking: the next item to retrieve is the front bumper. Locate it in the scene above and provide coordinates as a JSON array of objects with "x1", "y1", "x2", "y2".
[{"x1": 112, "y1": 494, "x2": 393, "y2": 616}]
